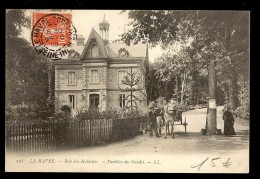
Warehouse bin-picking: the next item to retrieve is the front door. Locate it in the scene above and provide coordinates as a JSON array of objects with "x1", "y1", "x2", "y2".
[{"x1": 89, "y1": 94, "x2": 99, "y2": 108}]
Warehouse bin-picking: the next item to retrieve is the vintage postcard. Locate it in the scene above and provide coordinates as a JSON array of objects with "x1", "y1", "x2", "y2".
[{"x1": 5, "y1": 10, "x2": 250, "y2": 173}]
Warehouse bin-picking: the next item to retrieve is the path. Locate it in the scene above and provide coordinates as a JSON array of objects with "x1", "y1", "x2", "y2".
[{"x1": 6, "y1": 106, "x2": 249, "y2": 173}]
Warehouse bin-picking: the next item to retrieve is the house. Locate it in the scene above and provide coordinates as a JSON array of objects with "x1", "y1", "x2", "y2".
[{"x1": 53, "y1": 17, "x2": 149, "y2": 112}]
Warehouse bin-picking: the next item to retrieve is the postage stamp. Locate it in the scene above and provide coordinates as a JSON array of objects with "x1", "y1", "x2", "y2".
[{"x1": 31, "y1": 12, "x2": 77, "y2": 60}]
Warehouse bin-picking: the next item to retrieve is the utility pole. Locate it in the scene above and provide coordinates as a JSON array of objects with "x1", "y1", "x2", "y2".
[
  {"x1": 206, "y1": 59, "x2": 218, "y2": 135},
  {"x1": 130, "y1": 67, "x2": 133, "y2": 107}
]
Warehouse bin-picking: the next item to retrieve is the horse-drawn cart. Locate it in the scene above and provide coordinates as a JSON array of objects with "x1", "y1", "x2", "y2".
[
  {"x1": 156, "y1": 107, "x2": 188, "y2": 136},
  {"x1": 175, "y1": 110, "x2": 188, "y2": 133}
]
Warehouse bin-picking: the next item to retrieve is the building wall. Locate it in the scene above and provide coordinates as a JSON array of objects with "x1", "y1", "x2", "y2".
[
  {"x1": 55, "y1": 61, "x2": 147, "y2": 112},
  {"x1": 58, "y1": 67, "x2": 83, "y2": 91},
  {"x1": 85, "y1": 67, "x2": 103, "y2": 89},
  {"x1": 107, "y1": 66, "x2": 144, "y2": 89},
  {"x1": 107, "y1": 64, "x2": 147, "y2": 109},
  {"x1": 57, "y1": 91, "x2": 85, "y2": 111},
  {"x1": 55, "y1": 65, "x2": 83, "y2": 111},
  {"x1": 106, "y1": 91, "x2": 119, "y2": 109},
  {"x1": 83, "y1": 63, "x2": 107, "y2": 110},
  {"x1": 106, "y1": 90, "x2": 147, "y2": 110}
]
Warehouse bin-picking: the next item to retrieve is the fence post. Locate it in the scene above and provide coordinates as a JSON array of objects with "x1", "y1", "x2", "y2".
[{"x1": 6, "y1": 116, "x2": 147, "y2": 154}]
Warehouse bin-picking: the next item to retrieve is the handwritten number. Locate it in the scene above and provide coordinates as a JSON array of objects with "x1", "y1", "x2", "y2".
[
  {"x1": 210, "y1": 157, "x2": 221, "y2": 167},
  {"x1": 190, "y1": 157, "x2": 209, "y2": 171},
  {"x1": 191, "y1": 157, "x2": 232, "y2": 171}
]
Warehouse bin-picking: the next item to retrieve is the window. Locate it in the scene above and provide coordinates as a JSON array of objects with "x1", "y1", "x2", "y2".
[
  {"x1": 91, "y1": 70, "x2": 99, "y2": 83},
  {"x1": 68, "y1": 95, "x2": 75, "y2": 109},
  {"x1": 89, "y1": 94, "x2": 99, "y2": 108},
  {"x1": 119, "y1": 94, "x2": 126, "y2": 108},
  {"x1": 118, "y1": 70, "x2": 126, "y2": 84},
  {"x1": 68, "y1": 72, "x2": 76, "y2": 85},
  {"x1": 91, "y1": 45, "x2": 99, "y2": 58}
]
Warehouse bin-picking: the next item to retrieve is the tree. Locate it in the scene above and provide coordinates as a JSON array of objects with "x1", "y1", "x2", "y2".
[
  {"x1": 153, "y1": 39, "x2": 206, "y2": 105},
  {"x1": 6, "y1": 10, "x2": 53, "y2": 113},
  {"x1": 118, "y1": 67, "x2": 145, "y2": 109},
  {"x1": 215, "y1": 12, "x2": 249, "y2": 110},
  {"x1": 146, "y1": 63, "x2": 160, "y2": 101},
  {"x1": 6, "y1": 10, "x2": 30, "y2": 39},
  {"x1": 120, "y1": 10, "x2": 249, "y2": 134}
]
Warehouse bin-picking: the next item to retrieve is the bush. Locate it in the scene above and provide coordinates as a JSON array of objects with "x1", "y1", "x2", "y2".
[
  {"x1": 5, "y1": 104, "x2": 38, "y2": 122},
  {"x1": 234, "y1": 105, "x2": 249, "y2": 120},
  {"x1": 119, "y1": 107, "x2": 148, "y2": 118},
  {"x1": 51, "y1": 105, "x2": 73, "y2": 122},
  {"x1": 101, "y1": 108, "x2": 120, "y2": 119},
  {"x1": 74, "y1": 107, "x2": 147, "y2": 121},
  {"x1": 5, "y1": 102, "x2": 55, "y2": 124},
  {"x1": 74, "y1": 108, "x2": 101, "y2": 121},
  {"x1": 60, "y1": 105, "x2": 71, "y2": 114},
  {"x1": 51, "y1": 112, "x2": 71, "y2": 122},
  {"x1": 74, "y1": 108, "x2": 120, "y2": 121}
]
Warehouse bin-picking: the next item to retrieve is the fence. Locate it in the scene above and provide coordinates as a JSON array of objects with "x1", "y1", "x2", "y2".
[
  {"x1": 6, "y1": 122, "x2": 55, "y2": 153},
  {"x1": 6, "y1": 117, "x2": 148, "y2": 154}
]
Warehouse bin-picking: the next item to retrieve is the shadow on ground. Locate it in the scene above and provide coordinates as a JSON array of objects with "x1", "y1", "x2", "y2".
[{"x1": 154, "y1": 130, "x2": 249, "y2": 154}]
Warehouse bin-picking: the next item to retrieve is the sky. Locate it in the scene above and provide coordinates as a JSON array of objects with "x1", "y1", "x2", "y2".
[{"x1": 22, "y1": 10, "x2": 164, "y2": 63}]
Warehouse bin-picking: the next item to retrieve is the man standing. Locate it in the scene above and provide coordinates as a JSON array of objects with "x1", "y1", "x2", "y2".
[{"x1": 148, "y1": 102, "x2": 159, "y2": 137}]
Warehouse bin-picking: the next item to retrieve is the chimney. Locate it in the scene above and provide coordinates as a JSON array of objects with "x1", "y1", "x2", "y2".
[{"x1": 76, "y1": 35, "x2": 85, "y2": 46}]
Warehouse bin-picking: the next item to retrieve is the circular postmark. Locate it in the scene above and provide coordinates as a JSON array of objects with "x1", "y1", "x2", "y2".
[{"x1": 31, "y1": 13, "x2": 77, "y2": 60}]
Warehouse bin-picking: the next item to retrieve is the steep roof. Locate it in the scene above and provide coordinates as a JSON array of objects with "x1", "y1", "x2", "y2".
[
  {"x1": 80, "y1": 28, "x2": 108, "y2": 59},
  {"x1": 73, "y1": 45, "x2": 85, "y2": 55},
  {"x1": 51, "y1": 45, "x2": 84, "y2": 61},
  {"x1": 56, "y1": 28, "x2": 147, "y2": 62},
  {"x1": 80, "y1": 28, "x2": 147, "y2": 59},
  {"x1": 107, "y1": 42, "x2": 147, "y2": 58}
]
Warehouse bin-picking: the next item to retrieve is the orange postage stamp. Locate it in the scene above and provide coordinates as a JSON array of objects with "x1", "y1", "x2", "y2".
[{"x1": 31, "y1": 12, "x2": 77, "y2": 59}]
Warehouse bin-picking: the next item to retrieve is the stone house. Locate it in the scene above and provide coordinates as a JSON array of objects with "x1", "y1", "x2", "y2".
[{"x1": 53, "y1": 17, "x2": 149, "y2": 113}]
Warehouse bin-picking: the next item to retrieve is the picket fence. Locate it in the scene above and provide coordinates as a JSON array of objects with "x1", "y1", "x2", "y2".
[{"x1": 5, "y1": 117, "x2": 148, "y2": 154}]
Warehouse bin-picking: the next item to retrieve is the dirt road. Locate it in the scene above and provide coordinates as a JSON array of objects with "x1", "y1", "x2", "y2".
[{"x1": 6, "y1": 106, "x2": 249, "y2": 173}]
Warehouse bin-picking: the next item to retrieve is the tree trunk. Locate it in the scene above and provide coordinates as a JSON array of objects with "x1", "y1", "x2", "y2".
[
  {"x1": 229, "y1": 70, "x2": 239, "y2": 109},
  {"x1": 190, "y1": 68, "x2": 198, "y2": 105},
  {"x1": 165, "y1": 82, "x2": 168, "y2": 99},
  {"x1": 224, "y1": 19, "x2": 239, "y2": 110},
  {"x1": 206, "y1": 59, "x2": 217, "y2": 135},
  {"x1": 180, "y1": 72, "x2": 186, "y2": 105},
  {"x1": 223, "y1": 83, "x2": 230, "y2": 105},
  {"x1": 175, "y1": 76, "x2": 179, "y2": 100},
  {"x1": 149, "y1": 85, "x2": 153, "y2": 101}
]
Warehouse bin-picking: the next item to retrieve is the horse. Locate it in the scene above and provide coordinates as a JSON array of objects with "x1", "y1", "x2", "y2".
[{"x1": 163, "y1": 102, "x2": 177, "y2": 139}]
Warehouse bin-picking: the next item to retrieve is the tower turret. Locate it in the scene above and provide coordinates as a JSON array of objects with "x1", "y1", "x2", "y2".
[{"x1": 99, "y1": 15, "x2": 110, "y2": 40}]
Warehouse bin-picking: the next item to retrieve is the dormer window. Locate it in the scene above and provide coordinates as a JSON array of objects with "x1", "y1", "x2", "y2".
[
  {"x1": 68, "y1": 50, "x2": 80, "y2": 58},
  {"x1": 118, "y1": 48, "x2": 129, "y2": 57},
  {"x1": 91, "y1": 44, "x2": 99, "y2": 58}
]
